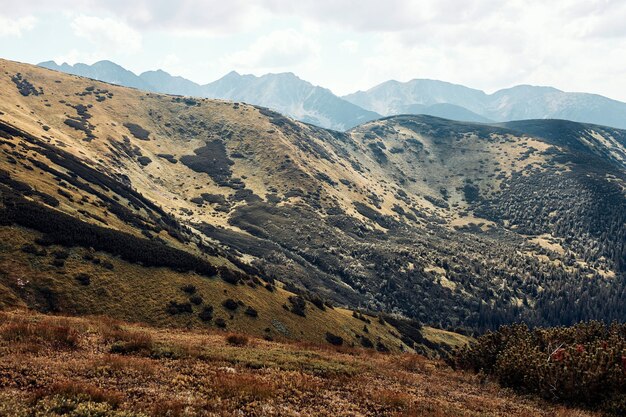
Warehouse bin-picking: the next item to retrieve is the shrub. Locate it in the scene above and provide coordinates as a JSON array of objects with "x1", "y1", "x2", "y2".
[
  {"x1": 352, "y1": 310, "x2": 371, "y2": 323},
  {"x1": 215, "y1": 318, "x2": 227, "y2": 328},
  {"x1": 123, "y1": 122, "x2": 150, "y2": 140},
  {"x1": 53, "y1": 249, "x2": 69, "y2": 259},
  {"x1": 198, "y1": 306, "x2": 213, "y2": 322},
  {"x1": 51, "y1": 258, "x2": 65, "y2": 267},
  {"x1": 137, "y1": 156, "x2": 152, "y2": 166},
  {"x1": 455, "y1": 321, "x2": 626, "y2": 414},
  {"x1": 310, "y1": 296, "x2": 326, "y2": 311},
  {"x1": 1, "y1": 191, "x2": 218, "y2": 278},
  {"x1": 11, "y1": 73, "x2": 41, "y2": 97},
  {"x1": 360, "y1": 336, "x2": 374, "y2": 349},
  {"x1": 166, "y1": 301, "x2": 193, "y2": 315},
  {"x1": 325, "y1": 332, "x2": 343, "y2": 346},
  {"x1": 75, "y1": 273, "x2": 91, "y2": 286},
  {"x1": 180, "y1": 284, "x2": 197, "y2": 294},
  {"x1": 189, "y1": 295, "x2": 203, "y2": 305},
  {"x1": 157, "y1": 154, "x2": 178, "y2": 164},
  {"x1": 225, "y1": 334, "x2": 249, "y2": 346},
  {"x1": 383, "y1": 316, "x2": 424, "y2": 348},
  {"x1": 21, "y1": 243, "x2": 46, "y2": 256},
  {"x1": 102, "y1": 260, "x2": 115, "y2": 270},
  {"x1": 288, "y1": 296, "x2": 306, "y2": 317},
  {"x1": 376, "y1": 341, "x2": 390, "y2": 353},
  {"x1": 244, "y1": 306, "x2": 258, "y2": 318},
  {"x1": 222, "y1": 299, "x2": 239, "y2": 311},
  {"x1": 219, "y1": 267, "x2": 245, "y2": 285}
]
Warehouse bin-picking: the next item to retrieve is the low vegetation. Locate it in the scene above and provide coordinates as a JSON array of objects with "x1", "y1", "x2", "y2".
[
  {"x1": 0, "y1": 310, "x2": 597, "y2": 416},
  {"x1": 0, "y1": 189, "x2": 219, "y2": 277},
  {"x1": 455, "y1": 321, "x2": 626, "y2": 415}
]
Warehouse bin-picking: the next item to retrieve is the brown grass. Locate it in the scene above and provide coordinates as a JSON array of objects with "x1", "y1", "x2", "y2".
[
  {"x1": 90, "y1": 354, "x2": 157, "y2": 376},
  {"x1": 225, "y1": 333, "x2": 249, "y2": 346},
  {"x1": 374, "y1": 388, "x2": 412, "y2": 409},
  {"x1": 0, "y1": 316, "x2": 80, "y2": 349},
  {"x1": 393, "y1": 353, "x2": 430, "y2": 373},
  {"x1": 149, "y1": 398, "x2": 187, "y2": 417},
  {"x1": 213, "y1": 371, "x2": 277, "y2": 400},
  {"x1": 0, "y1": 310, "x2": 600, "y2": 417},
  {"x1": 104, "y1": 326, "x2": 154, "y2": 354},
  {"x1": 34, "y1": 380, "x2": 124, "y2": 408}
]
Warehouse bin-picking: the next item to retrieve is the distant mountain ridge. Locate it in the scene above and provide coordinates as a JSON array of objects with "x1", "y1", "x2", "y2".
[
  {"x1": 39, "y1": 60, "x2": 626, "y2": 130},
  {"x1": 38, "y1": 60, "x2": 380, "y2": 130},
  {"x1": 38, "y1": 60, "x2": 153, "y2": 91},
  {"x1": 343, "y1": 80, "x2": 626, "y2": 129}
]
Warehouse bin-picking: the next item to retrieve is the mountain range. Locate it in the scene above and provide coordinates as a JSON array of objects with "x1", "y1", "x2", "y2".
[
  {"x1": 39, "y1": 59, "x2": 626, "y2": 130},
  {"x1": 344, "y1": 80, "x2": 626, "y2": 129},
  {"x1": 39, "y1": 60, "x2": 380, "y2": 131}
]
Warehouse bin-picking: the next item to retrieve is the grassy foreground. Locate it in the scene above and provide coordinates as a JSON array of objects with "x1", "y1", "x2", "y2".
[{"x1": 0, "y1": 310, "x2": 596, "y2": 417}]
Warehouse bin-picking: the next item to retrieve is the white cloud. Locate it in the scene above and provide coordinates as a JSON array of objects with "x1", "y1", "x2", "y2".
[
  {"x1": 0, "y1": 15, "x2": 37, "y2": 37},
  {"x1": 0, "y1": 0, "x2": 269, "y2": 35},
  {"x1": 340, "y1": 40, "x2": 359, "y2": 54},
  {"x1": 1, "y1": 0, "x2": 626, "y2": 100},
  {"x1": 52, "y1": 49, "x2": 106, "y2": 66},
  {"x1": 70, "y1": 15, "x2": 142, "y2": 53},
  {"x1": 157, "y1": 54, "x2": 187, "y2": 76},
  {"x1": 223, "y1": 29, "x2": 319, "y2": 70}
]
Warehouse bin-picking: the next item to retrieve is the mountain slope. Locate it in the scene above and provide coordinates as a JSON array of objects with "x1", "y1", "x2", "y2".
[
  {"x1": 0, "y1": 59, "x2": 434, "y2": 353},
  {"x1": 38, "y1": 61, "x2": 380, "y2": 131},
  {"x1": 344, "y1": 80, "x2": 626, "y2": 129},
  {"x1": 3, "y1": 59, "x2": 625, "y2": 335}
]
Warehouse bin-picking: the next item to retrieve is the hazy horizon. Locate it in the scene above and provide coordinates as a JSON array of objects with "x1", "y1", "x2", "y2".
[{"x1": 35, "y1": 58, "x2": 622, "y2": 100}]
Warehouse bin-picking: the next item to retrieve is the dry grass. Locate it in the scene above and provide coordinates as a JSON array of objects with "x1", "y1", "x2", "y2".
[
  {"x1": 0, "y1": 316, "x2": 80, "y2": 350},
  {"x1": 107, "y1": 329, "x2": 154, "y2": 355},
  {"x1": 225, "y1": 333, "x2": 249, "y2": 346},
  {"x1": 0, "y1": 310, "x2": 600, "y2": 417},
  {"x1": 33, "y1": 380, "x2": 125, "y2": 408},
  {"x1": 213, "y1": 371, "x2": 277, "y2": 400},
  {"x1": 393, "y1": 352, "x2": 430, "y2": 373},
  {"x1": 89, "y1": 354, "x2": 157, "y2": 376}
]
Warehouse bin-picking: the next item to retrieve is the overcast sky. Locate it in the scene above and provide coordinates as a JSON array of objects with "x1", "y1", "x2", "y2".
[{"x1": 0, "y1": 0, "x2": 625, "y2": 100}]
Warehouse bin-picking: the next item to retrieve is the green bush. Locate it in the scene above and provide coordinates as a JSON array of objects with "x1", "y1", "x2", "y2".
[{"x1": 455, "y1": 321, "x2": 626, "y2": 414}]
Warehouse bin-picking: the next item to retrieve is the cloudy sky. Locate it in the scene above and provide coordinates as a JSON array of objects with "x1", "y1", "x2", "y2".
[{"x1": 0, "y1": 0, "x2": 625, "y2": 100}]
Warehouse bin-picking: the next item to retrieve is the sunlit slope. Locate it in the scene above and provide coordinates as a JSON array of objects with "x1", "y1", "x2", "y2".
[{"x1": 1, "y1": 59, "x2": 624, "y2": 335}]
